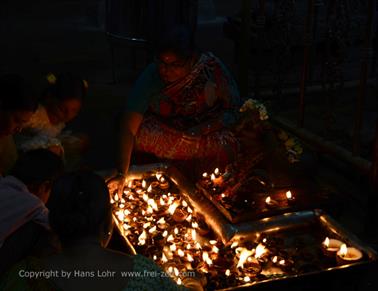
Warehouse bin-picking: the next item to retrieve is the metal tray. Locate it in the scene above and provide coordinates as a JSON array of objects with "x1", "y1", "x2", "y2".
[
  {"x1": 196, "y1": 182, "x2": 324, "y2": 224},
  {"x1": 106, "y1": 163, "x2": 236, "y2": 246},
  {"x1": 217, "y1": 209, "x2": 378, "y2": 290}
]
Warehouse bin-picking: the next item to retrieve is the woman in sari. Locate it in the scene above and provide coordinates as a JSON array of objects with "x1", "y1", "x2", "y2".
[{"x1": 117, "y1": 28, "x2": 242, "y2": 178}]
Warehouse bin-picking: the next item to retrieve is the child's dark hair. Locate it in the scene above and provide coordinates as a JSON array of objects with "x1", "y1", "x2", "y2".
[
  {"x1": 155, "y1": 26, "x2": 197, "y2": 60},
  {"x1": 42, "y1": 73, "x2": 87, "y2": 103},
  {"x1": 47, "y1": 171, "x2": 111, "y2": 242},
  {"x1": 0, "y1": 74, "x2": 38, "y2": 112},
  {"x1": 10, "y1": 149, "x2": 64, "y2": 186}
]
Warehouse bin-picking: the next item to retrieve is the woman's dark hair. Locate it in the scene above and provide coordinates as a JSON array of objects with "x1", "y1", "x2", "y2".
[
  {"x1": 42, "y1": 73, "x2": 87, "y2": 103},
  {"x1": 47, "y1": 171, "x2": 111, "y2": 242},
  {"x1": 10, "y1": 149, "x2": 64, "y2": 186},
  {"x1": 155, "y1": 26, "x2": 196, "y2": 60},
  {"x1": 0, "y1": 74, "x2": 38, "y2": 112}
]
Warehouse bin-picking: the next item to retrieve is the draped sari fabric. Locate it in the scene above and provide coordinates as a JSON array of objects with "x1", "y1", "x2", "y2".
[{"x1": 134, "y1": 53, "x2": 242, "y2": 170}]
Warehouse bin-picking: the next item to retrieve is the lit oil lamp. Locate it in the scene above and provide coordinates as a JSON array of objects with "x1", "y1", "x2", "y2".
[
  {"x1": 286, "y1": 190, "x2": 295, "y2": 204},
  {"x1": 159, "y1": 176, "x2": 170, "y2": 189},
  {"x1": 172, "y1": 208, "x2": 189, "y2": 223},
  {"x1": 265, "y1": 196, "x2": 278, "y2": 208},
  {"x1": 336, "y1": 244, "x2": 363, "y2": 264},
  {"x1": 322, "y1": 237, "x2": 344, "y2": 257}
]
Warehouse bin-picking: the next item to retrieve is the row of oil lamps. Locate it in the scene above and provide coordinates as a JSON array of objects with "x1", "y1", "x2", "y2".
[{"x1": 201, "y1": 168, "x2": 295, "y2": 208}]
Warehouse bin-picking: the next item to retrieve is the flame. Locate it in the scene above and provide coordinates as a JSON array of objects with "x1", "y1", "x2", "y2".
[
  {"x1": 212, "y1": 246, "x2": 219, "y2": 253},
  {"x1": 167, "y1": 235, "x2": 174, "y2": 242},
  {"x1": 178, "y1": 249, "x2": 185, "y2": 257},
  {"x1": 202, "y1": 172, "x2": 208, "y2": 178},
  {"x1": 138, "y1": 231, "x2": 147, "y2": 245},
  {"x1": 191, "y1": 229, "x2": 197, "y2": 240},
  {"x1": 170, "y1": 244, "x2": 177, "y2": 252},
  {"x1": 237, "y1": 248, "x2": 254, "y2": 268},
  {"x1": 174, "y1": 267, "x2": 179, "y2": 277},
  {"x1": 186, "y1": 214, "x2": 192, "y2": 222},
  {"x1": 153, "y1": 255, "x2": 157, "y2": 260},
  {"x1": 117, "y1": 212, "x2": 124, "y2": 221},
  {"x1": 286, "y1": 190, "x2": 292, "y2": 199},
  {"x1": 186, "y1": 244, "x2": 191, "y2": 250},
  {"x1": 262, "y1": 238, "x2": 267, "y2": 243},
  {"x1": 174, "y1": 228, "x2": 179, "y2": 235},
  {"x1": 110, "y1": 198, "x2": 115, "y2": 204},
  {"x1": 147, "y1": 185, "x2": 153, "y2": 193},
  {"x1": 135, "y1": 189, "x2": 143, "y2": 194},
  {"x1": 182, "y1": 200, "x2": 188, "y2": 207},
  {"x1": 202, "y1": 252, "x2": 213, "y2": 265},
  {"x1": 147, "y1": 206, "x2": 154, "y2": 214},
  {"x1": 142, "y1": 180, "x2": 146, "y2": 188},
  {"x1": 244, "y1": 276, "x2": 251, "y2": 282},
  {"x1": 155, "y1": 172, "x2": 162, "y2": 180},
  {"x1": 123, "y1": 224, "x2": 130, "y2": 230},
  {"x1": 231, "y1": 241, "x2": 239, "y2": 248},
  {"x1": 119, "y1": 203, "x2": 125, "y2": 209},
  {"x1": 255, "y1": 244, "x2": 267, "y2": 259},
  {"x1": 339, "y1": 244, "x2": 348, "y2": 257},
  {"x1": 225, "y1": 269, "x2": 231, "y2": 276},
  {"x1": 160, "y1": 177, "x2": 166, "y2": 183},
  {"x1": 114, "y1": 194, "x2": 119, "y2": 201},
  {"x1": 265, "y1": 196, "x2": 271, "y2": 204},
  {"x1": 323, "y1": 237, "x2": 330, "y2": 248},
  {"x1": 143, "y1": 222, "x2": 151, "y2": 229},
  {"x1": 128, "y1": 181, "x2": 133, "y2": 188},
  {"x1": 162, "y1": 253, "x2": 168, "y2": 263},
  {"x1": 221, "y1": 193, "x2": 226, "y2": 198},
  {"x1": 147, "y1": 199, "x2": 158, "y2": 211},
  {"x1": 210, "y1": 240, "x2": 217, "y2": 245},
  {"x1": 157, "y1": 217, "x2": 166, "y2": 224},
  {"x1": 214, "y1": 168, "x2": 220, "y2": 175},
  {"x1": 132, "y1": 217, "x2": 137, "y2": 222},
  {"x1": 187, "y1": 253, "x2": 194, "y2": 262},
  {"x1": 162, "y1": 230, "x2": 168, "y2": 237},
  {"x1": 211, "y1": 173, "x2": 216, "y2": 181},
  {"x1": 168, "y1": 202, "x2": 179, "y2": 215},
  {"x1": 191, "y1": 222, "x2": 199, "y2": 228},
  {"x1": 177, "y1": 278, "x2": 182, "y2": 285},
  {"x1": 279, "y1": 259, "x2": 285, "y2": 265},
  {"x1": 196, "y1": 242, "x2": 202, "y2": 249},
  {"x1": 159, "y1": 197, "x2": 166, "y2": 206},
  {"x1": 148, "y1": 226, "x2": 157, "y2": 233},
  {"x1": 142, "y1": 193, "x2": 149, "y2": 202},
  {"x1": 272, "y1": 256, "x2": 278, "y2": 263},
  {"x1": 187, "y1": 207, "x2": 193, "y2": 213}
]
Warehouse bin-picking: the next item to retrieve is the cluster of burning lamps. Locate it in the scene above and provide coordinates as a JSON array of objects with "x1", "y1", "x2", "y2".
[
  {"x1": 202, "y1": 168, "x2": 296, "y2": 208},
  {"x1": 111, "y1": 171, "x2": 363, "y2": 288}
]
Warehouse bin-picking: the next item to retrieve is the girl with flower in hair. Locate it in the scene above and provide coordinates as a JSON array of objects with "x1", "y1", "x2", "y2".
[{"x1": 15, "y1": 73, "x2": 88, "y2": 167}]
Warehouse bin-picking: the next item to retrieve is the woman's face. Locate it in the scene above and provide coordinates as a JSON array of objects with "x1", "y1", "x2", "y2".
[
  {"x1": 0, "y1": 110, "x2": 33, "y2": 137},
  {"x1": 49, "y1": 98, "x2": 82, "y2": 124},
  {"x1": 157, "y1": 51, "x2": 192, "y2": 84}
]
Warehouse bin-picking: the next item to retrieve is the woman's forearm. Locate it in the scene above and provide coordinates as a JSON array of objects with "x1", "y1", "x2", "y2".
[{"x1": 117, "y1": 127, "x2": 135, "y2": 175}]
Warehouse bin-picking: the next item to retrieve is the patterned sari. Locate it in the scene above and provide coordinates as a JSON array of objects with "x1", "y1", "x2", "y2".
[{"x1": 135, "y1": 53, "x2": 242, "y2": 171}]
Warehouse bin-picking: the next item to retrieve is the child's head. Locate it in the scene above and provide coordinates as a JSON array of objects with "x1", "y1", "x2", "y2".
[
  {"x1": 10, "y1": 149, "x2": 64, "y2": 204},
  {"x1": 43, "y1": 73, "x2": 87, "y2": 124},
  {"x1": 0, "y1": 74, "x2": 38, "y2": 137},
  {"x1": 47, "y1": 171, "x2": 112, "y2": 246}
]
